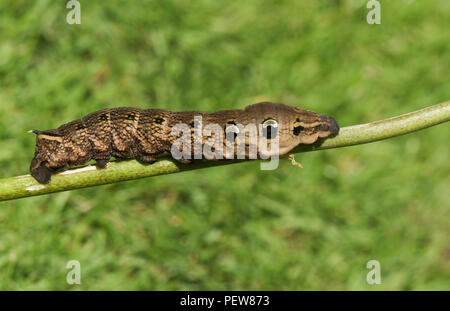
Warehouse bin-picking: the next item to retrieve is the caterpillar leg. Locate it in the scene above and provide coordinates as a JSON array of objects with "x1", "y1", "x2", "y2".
[
  {"x1": 30, "y1": 163, "x2": 53, "y2": 184},
  {"x1": 136, "y1": 154, "x2": 157, "y2": 164},
  {"x1": 95, "y1": 159, "x2": 109, "y2": 168},
  {"x1": 174, "y1": 158, "x2": 192, "y2": 164},
  {"x1": 288, "y1": 154, "x2": 304, "y2": 168}
]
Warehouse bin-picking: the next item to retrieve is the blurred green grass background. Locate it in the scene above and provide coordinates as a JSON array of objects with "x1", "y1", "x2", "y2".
[{"x1": 0, "y1": 0, "x2": 449, "y2": 290}]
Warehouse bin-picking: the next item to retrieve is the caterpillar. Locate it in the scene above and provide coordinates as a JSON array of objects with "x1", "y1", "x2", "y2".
[{"x1": 29, "y1": 102, "x2": 339, "y2": 184}]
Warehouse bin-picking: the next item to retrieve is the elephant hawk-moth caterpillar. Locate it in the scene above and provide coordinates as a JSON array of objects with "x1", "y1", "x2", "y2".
[{"x1": 29, "y1": 102, "x2": 339, "y2": 184}]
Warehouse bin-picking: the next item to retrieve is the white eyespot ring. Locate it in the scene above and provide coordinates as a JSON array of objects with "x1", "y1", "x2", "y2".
[
  {"x1": 225, "y1": 123, "x2": 239, "y2": 141},
  {"x1": 226, "y1": 124, "x2": 239, "y2": 133},
  {"x1": 262, "y1": 118, "x2": 278, "y2": 139}
]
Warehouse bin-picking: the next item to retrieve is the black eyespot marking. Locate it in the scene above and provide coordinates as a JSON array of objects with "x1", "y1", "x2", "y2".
[
  {"x1": 264, "y1": 126, "x2": 275, "y2": 139},
  {"x1": 293, "y1": 125, "x2": 304, "y2": 136},
  {"x1": 296, "y1": 118, "x2": 301, "y2": 122},
  {"x1": 225, "y1": 123, "x2": 239, "y2": 142},
  {"x1": 154, "y1": 117, "x2": 164, "y2": 124},
  {"x1": 262, "y1": 118, "x2": 278, "y2": 139},
  {"x1": 99, "y1": 114, "x2": 108, "y2": 121}
]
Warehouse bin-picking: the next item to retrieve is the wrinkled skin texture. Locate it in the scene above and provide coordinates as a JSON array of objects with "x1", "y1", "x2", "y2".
[{"x1": 30, "y1": 102, "x2": 339, "y2": 183}]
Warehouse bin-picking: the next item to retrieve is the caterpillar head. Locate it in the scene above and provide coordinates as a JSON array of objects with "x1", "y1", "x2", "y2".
[{"x1": 241, "y1": 102, "x2": 339, "y2": 157}]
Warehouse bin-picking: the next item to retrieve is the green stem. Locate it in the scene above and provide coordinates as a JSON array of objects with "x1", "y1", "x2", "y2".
[{"x1": 1, "y1": 101, "x2": 449, "y2": 201}]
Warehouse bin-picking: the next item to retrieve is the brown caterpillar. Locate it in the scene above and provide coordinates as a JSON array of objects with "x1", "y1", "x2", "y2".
[{"x1": 29, "y1": 102, "x2": 339, "y2": 184}]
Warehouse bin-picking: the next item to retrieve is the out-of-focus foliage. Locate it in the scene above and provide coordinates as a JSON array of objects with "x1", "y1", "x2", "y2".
[{"x1": 0, "y1": 0, "x2": 448, "y2": 290}]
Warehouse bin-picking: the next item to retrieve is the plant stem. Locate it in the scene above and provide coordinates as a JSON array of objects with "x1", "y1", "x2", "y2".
[{"x1": 0, "y1": 101, "x2": 449, "y2": 201}]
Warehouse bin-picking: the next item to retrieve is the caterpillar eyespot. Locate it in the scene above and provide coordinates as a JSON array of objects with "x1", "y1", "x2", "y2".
[
  {"x1": 225, "y1": 123, "x2": 240, "y2": 141},
  {"x1": 262, "y1": 118, "x2": 279, "y2": 139}
]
